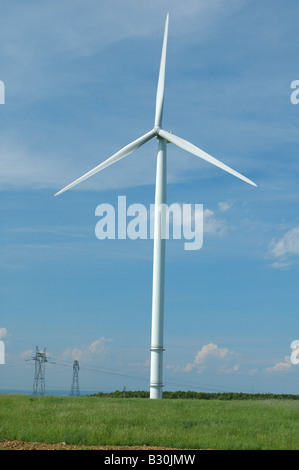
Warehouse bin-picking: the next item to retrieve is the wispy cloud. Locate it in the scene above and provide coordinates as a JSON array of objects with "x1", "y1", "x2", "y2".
[
  {"x1": 2, "y1": 226, "x2": 87, "y2": 238},
  {"x1": 20, "y1": 349, "x2": 34, "y2": 360},
  {"x1": 265, "y1": 355, "x2": 292, "y2": 373},
  {"x1": 0, "y1": 0, "x2": 257, "y2": 193},
  {"x1": 61, "y1": 337, "x2": 112, "y2": 363},
  {"x1": 218, "y1": 201, "x2": 232, "y2": 213},
  {"x1": 0, "y1": 0, "x2": 248, "y2": 99},
  {"x1": 269, "y1": 226, "x2": 299, "y2": 268},
  {"x1": 204, "y1": 209, "x2": 228, "y2": 236},
  {"x1": 0, "y1": 328, "x2": 7, "y2": 340}
]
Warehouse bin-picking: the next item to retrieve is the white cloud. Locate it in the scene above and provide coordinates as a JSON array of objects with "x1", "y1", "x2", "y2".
[
  {"x1": 271, "y1": 261, "x2": 292, "y2": 270},
  {"x1": 219, "y1": 364, "x2": 240, "y2": 374},
  {"x1": 0, "y1": 328, "x2": 7, "y2": 340},
  {"x1": 0, "y1": 139, "x2": 70, "y2": 191},
  {"x1": 166, "y1": 204, "x2": 226, "y2": 236},
  {"x1": 61, "y1": 337, "x2": 112, "y2": 363},
  {"x1": 184, "y1": 343, "x2": 232, "y2": 373},
  {"x1": 203, "y1": 209, "x2": 227, "y2": 236},
  {"x1": 270, "y1": 226, "x2": 299, "y2": 258},
  {"x1": 265, "y1": 355, "x2": 292, "y2": 373},
  {"x1": 194, "y1": 343, "x2": 229, "y2": 363},
  {"x1": 218, "y1": 201, "x2": 232, "y2": 212},
  {"x1": 269, "y1": 226, "x2": 299, "y2": 268},
  {"x1": 20, "y1": 349, "x2": 33, "y2": 359}
]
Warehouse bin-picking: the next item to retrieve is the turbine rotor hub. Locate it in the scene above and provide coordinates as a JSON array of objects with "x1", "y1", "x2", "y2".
[{"x1": 153, "y1": 125, "x2": 161, "y2": 136}]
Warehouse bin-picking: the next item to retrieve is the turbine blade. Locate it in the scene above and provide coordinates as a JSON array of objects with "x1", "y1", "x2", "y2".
[
  {"x1": 54, "y1": 129, "x2": 156, "y2": 196},
  {"x1": 158, "y1": 129, "x2": 257, "y2": 187},
  {"x1": 154, "y1": 13, "x2": 169, "y2": 128}
]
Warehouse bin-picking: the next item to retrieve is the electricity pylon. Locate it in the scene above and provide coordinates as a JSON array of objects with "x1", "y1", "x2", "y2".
[
  {"x1": 32, "y1": 346, "x2": 48, "y2": 396},
  {"x1": 70, "y1": 360, "x2": 80, "y2": 396}
]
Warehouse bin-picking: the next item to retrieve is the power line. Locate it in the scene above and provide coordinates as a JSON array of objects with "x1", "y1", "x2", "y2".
[
  {"x1": 21, "y1": 352, "x2": 269, "y2": 395},
  {"x1": 47, "y1": 358, "x2": 266, "y2": 394},
  {"x1": 49, "y1": 360, "x2": 149, "y2": 383}
]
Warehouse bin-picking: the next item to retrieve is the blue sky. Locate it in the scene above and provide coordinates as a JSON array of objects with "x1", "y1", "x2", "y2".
[{"x1": 1, "y1": 0, "x2": 299, "y2": 395}]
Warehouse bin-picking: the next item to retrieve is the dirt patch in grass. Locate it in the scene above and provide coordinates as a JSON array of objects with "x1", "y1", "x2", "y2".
[{"x1": 0, "y1": 439, "x2": 177, "y2": 450}]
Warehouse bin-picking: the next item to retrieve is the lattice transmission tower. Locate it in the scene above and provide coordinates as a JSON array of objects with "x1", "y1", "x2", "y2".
[
  {"x1": 32, "y1": 346, "x2": 48, "y2": 396},
  {"x1": 70, "y1": 360, "x2": 80, "y2": 396}
]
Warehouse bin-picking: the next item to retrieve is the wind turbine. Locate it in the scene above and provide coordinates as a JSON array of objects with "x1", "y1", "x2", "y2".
[{"x1": 54, "y1": 13, "x2": 256, "y2": 399}]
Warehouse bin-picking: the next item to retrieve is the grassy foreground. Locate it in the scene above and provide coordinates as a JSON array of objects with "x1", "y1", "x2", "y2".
[{"x1": 1, "y1": 394, "x2": 299, "y2": 450}]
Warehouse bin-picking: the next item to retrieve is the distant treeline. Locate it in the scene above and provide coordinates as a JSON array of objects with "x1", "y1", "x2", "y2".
[{"x1": 89, "y1": 390, "x2": 299, "y2": 400}]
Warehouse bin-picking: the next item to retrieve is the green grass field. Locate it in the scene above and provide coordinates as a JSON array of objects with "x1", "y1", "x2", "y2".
[{"x1": 1, "y1": 394, "x2": 299, "y2": 449}]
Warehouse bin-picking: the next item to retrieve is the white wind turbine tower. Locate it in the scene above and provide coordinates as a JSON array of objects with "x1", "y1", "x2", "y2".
[{"x1": 55, "y1": 13, "x2": 256, "y2": 399}]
